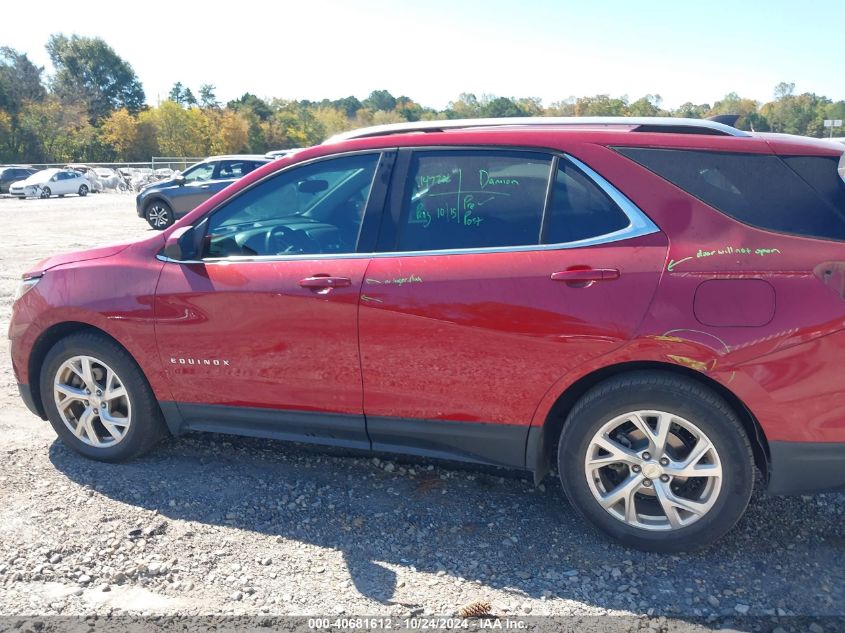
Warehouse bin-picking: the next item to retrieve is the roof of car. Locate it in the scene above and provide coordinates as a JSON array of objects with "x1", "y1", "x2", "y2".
[{"x1": 205, "y1": 154, "x2": 271, "y2": 161}]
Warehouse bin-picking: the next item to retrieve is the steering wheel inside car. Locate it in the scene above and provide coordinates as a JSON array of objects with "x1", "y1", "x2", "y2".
[{"x1": 265, "y1": 224, "x2": 318, "y2": 255}]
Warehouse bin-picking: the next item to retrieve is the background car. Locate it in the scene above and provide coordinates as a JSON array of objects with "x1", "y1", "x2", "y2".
[
  {"x1": 9, "y1": 168, "x2": 91, "y2": 198},
  {"x1": 66, "y1": 164, "x2": 104, "y2": 193},
  {"x1": 265, "y1": 148, "x2": 304, "y2": 160},
  {"x1": 136, "y1": 155, "x2": 270, "y2": 229},
  {"x1": 0, "y1": 166, "x2": 38, "y2": 193},
  {"x1": 93, "y1": 167, "x2": 129, "y2": 191}
]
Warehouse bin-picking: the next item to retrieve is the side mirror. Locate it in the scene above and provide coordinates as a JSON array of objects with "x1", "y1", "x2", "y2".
[
  {"x1": 173, "y1": 174, "x2": 186, "y2": 185},
  {"x1": 163, "y1": 225, "x2": 198, "y2": 261}
]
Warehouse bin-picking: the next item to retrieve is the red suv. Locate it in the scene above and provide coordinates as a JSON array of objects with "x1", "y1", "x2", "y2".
[{"x1": 9, "y1": 117, "x2": 845, "y2": 552}]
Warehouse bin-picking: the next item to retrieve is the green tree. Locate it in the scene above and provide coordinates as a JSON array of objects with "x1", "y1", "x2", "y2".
[
  {"x1": 446, "y1": 93, "x2": 481, "y2": 119},
  {"x1": 227, "y1": 93, "x2": 272, "y2": 120},
  {"x1": 199, "y1": 84, "x2": 219, "y2": 109},
  {"x1": 627, "y1": 94, "x2": 664, "y2": 117},
  {"x1": 332, "y1": 95, "x2": 362, "y2": 118},
  {"x1": 183, "y1": 87, "x2": 197, "y2": 107},
  {"x1": 47, "y1": 34, "x2": 145, "y2": 121},
  {"x1": 574, "y1": 95, "x2": 628, "y2": 116},
  {"x1": 0, "y1": 47, "x2": 46, "y2": 115},
  {"x1": 168, "y1": 82, "x2": 186, "y2": 104},
  {"x1": 672, "y1": 102, "x2": 710, "y2": 119},
  {"x1": 364, "y1": 89, "x2": 396, "y2": 112},
  {"x1": 18, "y1": 97, "x2": 94, "y2": 162},
  {"x1": 479, "y1": 96, "x2": 525, "y2": 118},
  {"x1": 708, "y1": 92, "x2": 769, "y2": 131},
  {"x1": 544, "y1": 99, "x2": 576, "y2": 116}
]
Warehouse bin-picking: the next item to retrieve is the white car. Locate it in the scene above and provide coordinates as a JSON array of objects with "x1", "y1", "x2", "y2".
[{"x1": 9, "y1": 168, "x2": 91, "y2": 199}]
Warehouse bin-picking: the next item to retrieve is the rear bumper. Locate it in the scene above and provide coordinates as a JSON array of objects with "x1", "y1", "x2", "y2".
[
  {"x1": 768, "y1": 441, "x2": 845, "y2": 495},
  {"x1": 17, "y1": 383, "x2": 45, "y2": 419}
]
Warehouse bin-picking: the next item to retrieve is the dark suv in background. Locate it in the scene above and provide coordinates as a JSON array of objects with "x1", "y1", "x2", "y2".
[
  {"x1": 136, "y1": 155, "x2": 270, "y2": 229},
  {"x1": 0, "y1": 166, "x2": 38, "y2": 193}
]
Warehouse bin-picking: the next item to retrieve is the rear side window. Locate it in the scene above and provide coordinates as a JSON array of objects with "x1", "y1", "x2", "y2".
[
  {"x1": 544, "y1": 161, "x2": 630, "y2": 244},
  {"x1": 615, "y1": 147, "x2": 845, "y2": 241},
  {"x1": 397, "y1": 151, "x2": 551, "y2": 251}
]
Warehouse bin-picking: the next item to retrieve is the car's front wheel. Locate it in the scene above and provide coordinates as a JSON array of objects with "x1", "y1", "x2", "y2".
[
  {"x1": 78, "y1": 184, "x2": 88, "y2": 197},
  {"x1": 40, "y1": 332, "x2": 167, "y2": 462},
  {"x1": 145, "y1": 200, "x2": 174, "y2": 230},
  {"x1": 558, "y1": 372, "x2": 754, "y2": 552},
  {"x1": 40, "y1": 187, "x2": 51, "y2": 199}
]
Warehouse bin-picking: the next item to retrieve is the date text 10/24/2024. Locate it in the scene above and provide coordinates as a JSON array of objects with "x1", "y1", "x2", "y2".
[{"x1": 413, "y1": 168, "x2": 520, "y2": 229}]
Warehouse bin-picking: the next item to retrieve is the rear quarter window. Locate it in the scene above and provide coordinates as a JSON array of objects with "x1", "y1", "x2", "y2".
[{"x1": 615, "y1": 147, "x2": 845, "y2": 241}]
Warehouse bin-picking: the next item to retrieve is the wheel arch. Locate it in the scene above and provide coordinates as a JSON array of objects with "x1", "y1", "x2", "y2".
[
  {"x1": 143, "y1": 196, "x2": 172, "y2": 213},
  {"x1": 526, "y1": 361, "x2": 770, "y2": 486},
  {"x1": 28, "y1": 321, "x2": 161, "y2": 423}
]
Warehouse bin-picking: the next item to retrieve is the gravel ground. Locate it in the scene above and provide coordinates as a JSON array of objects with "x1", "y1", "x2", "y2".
[{"x1": 0, "y1": 194, "x2": 843, "y2": 631}]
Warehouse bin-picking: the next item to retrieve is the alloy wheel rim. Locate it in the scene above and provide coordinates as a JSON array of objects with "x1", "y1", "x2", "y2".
[
  {"x1": 53, "y1": 355, "x2": 132, "y2": 448},
  {"x1": 584, "y1": 410, "x2": 722, "y2": 531},
  {"x1": 149, "y1": 206, "x2": 169, "y2": 228}
]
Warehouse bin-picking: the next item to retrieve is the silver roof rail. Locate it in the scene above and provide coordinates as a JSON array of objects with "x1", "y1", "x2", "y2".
[{"x1": 324, "y1": 116, "x2": 751, "y2": 143}]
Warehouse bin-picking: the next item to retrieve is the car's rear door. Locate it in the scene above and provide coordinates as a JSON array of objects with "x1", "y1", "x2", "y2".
[
  {"x1": 357, "y1": 148, "x2": 668, "y2": 467},
  {"x1": 154, "y1": 151, "x2": 393, "y2": 447}
]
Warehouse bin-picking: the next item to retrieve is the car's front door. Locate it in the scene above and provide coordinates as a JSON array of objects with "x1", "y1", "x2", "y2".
[
  {"x1": 53, "y1": 171, "x2": 74, "y2": 194},
  {"x1": 154, "y1": 151, "x2": 391, "y2": 448},
  {"x1": 170, "y1": 161, "x2": 218, "y2": 214},
  {"x1": 357, "y1": 149, "x2": 668, "y2": 466}
]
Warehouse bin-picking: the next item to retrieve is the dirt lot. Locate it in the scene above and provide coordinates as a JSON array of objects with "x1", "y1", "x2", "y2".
[{"x1": 0, "y1": 194, "x2": 843, "y2": 630}]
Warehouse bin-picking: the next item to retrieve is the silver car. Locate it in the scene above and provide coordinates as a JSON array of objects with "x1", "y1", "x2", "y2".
[{"x1": 135, "y1": 155, "x2": 270, "y2": 229}]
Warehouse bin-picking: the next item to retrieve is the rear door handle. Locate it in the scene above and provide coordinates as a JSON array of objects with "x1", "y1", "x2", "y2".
[
  {"x1": 551, "y1": 268, "x2": 620, "y2": 282},
  {"x1": 299, "y1": 276, "x2": 352, "y2": 289}
]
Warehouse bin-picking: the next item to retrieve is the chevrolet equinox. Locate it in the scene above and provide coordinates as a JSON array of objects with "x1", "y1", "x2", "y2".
[{"x1": 10, "y1": 117, "x2": 845, "y2": 552}]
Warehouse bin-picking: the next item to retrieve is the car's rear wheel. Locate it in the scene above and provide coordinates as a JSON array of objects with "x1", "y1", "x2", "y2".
[
  {"x1": 557, "y1": 372, "x2": 754, "y2": 552},
  {"x1": 78, "y1": 184, "x2": 88, "y2": 197},
  {"x1": 40, "y1": 332, "x2": 167, "y2": 462},
  {"x1": 145, "y1": 200, "x2": 174, "y2": 230},
  {"x1": 40, "y1": 187, "x2": 51, "y2": 199}
]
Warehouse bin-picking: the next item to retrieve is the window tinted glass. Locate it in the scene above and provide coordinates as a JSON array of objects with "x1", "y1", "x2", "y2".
[
  {"x1": 397, "y1": 151, "x2": 551, "y2": 251},
  {"x1": 205, "y1": 153, "x2": 380, "y2": 258},
  {"x1": 216, "y1": 160, "x2": 261, "y2": 179},
  {"x1": 781, "y1": 155, "x2": 845, "y2": 219},
  {"x1": 616, "y1": 147, "x2": 845, "y2": 241},
  {"x1": 545, "y1": 161, "x2": 630, "y2": 243}
]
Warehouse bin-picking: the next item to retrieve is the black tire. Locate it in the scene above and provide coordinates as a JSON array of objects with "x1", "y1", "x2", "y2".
[
  {"x1": 40, "y1": 187, "x2": 51, "y2": 199},
  {"x1": 557, "y1": 371, "x2": 754, "y2": 553},
  {"x1": 40, "y1": 332, "x2": 168, "y2": 462},
  {"x1": 144, "y1": 199, "x2": 174, "y2": 230},
  {"x1": 78, "y1": 184, "x2": 88, "y2": 197}
]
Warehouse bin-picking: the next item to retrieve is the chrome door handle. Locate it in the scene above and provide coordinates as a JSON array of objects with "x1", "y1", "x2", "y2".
[
  {"x1": 299, "y1": 276, "x2": 352, "y2": 289},
  {"x1": 551, "y1": 268, "x2": 620, "y2": 283}
]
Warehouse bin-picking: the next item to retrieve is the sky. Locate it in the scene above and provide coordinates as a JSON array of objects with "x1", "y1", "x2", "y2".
[{"x1": 2, "y1": 0, "x2": 843, "y2": 111}]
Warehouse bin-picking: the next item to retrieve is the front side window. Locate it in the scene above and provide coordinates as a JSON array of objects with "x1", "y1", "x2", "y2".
[
  {"x1": 204, "y1": 153, "x2": 380, "y2": 258},
  {"x1": 544, "y1": 161, "x2": 630, "y2": 244},
  {"x1": 183, "y1": 162, "x2": 216, "y2": 183},
  {"x1": 396, "y1": 151, "x2": 552, "y2": 251}
]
